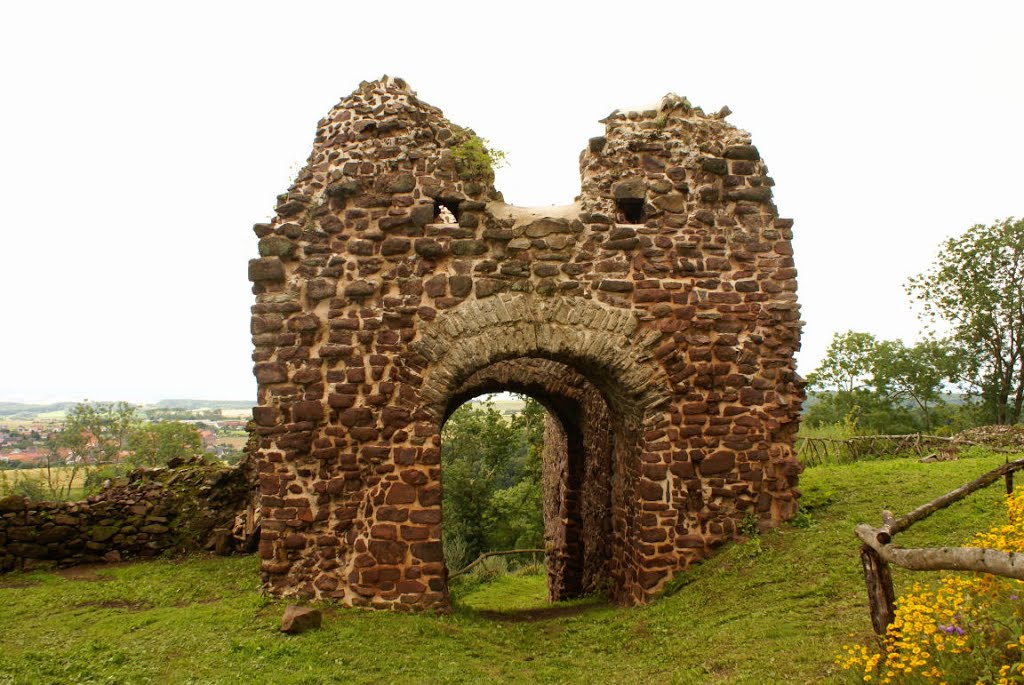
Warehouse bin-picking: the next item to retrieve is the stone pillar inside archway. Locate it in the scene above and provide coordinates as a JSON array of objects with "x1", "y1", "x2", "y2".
[{"x1": 247, "y1": 77, "x2": 804, "y2": 612}]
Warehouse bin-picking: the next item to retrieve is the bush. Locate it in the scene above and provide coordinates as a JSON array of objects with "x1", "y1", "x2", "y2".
[
  {"x1": 82, "y1": 464, "x2": 130, "y2": 496},
  {"x1": 449, "y1": 130, "x2": 506, "y2": 183}
]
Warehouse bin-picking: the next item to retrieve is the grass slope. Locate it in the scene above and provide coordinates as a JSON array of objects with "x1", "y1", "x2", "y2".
[{"x1": 0, "y1": 452, "x2": 1012, "y2": 684}]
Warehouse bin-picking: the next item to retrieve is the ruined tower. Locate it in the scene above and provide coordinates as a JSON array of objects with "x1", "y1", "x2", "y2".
[{"x1": 248, "y1": 77, "x2": 803, "y2": 610}]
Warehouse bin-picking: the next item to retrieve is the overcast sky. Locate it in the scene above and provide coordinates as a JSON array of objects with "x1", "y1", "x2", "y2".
[{"x1": 1, "y1": 1, "x2": 1021, "y2": 404}]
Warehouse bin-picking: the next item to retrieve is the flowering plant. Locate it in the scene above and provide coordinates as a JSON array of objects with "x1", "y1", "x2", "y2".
[{"x1": 839, "y1": 492, "x2": 1024, "y2": 683}]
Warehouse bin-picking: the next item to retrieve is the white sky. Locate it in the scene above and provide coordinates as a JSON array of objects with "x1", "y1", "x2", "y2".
[{"x1": 1, "y1": 1, "x2": 1021, "y2": 404}]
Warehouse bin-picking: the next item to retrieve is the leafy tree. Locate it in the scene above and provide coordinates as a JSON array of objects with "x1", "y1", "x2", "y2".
[
  {"x1": 871, "y1": 338, "x2": 964, "y2": 431},
  {"x1": 127, "y1": 421, "x2": 203, "y2": 467},
  {"x1": 449, "y1": 127, "x2": 507, "y2": 183},
  {"x1": 49, "y1": 401, "x2": 140, "y2": 498},
  {"x1": 805, "y1": 331, "x2": 963, "y2": 433},
  {"x1": 58, "y1": 401, "x2": 140, "y2": 466},
  {"x1": 441, "y1": 397, "x2": 544, "y2": 569},
  {"x1": 487, "y1": 479, "x2": 543, "y2": 551},
  {"x1": 487, "y1": 399, "x2": 544, "y2": 553},
  {"x1": 805, "y1": 331, "x2": 879, "y2": 393},
  {"x1": 907, "y1": 217, "x2": 1024, "y2": 424}
]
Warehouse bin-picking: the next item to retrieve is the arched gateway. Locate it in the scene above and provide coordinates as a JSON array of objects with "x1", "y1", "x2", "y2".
[{"x1": 247, "y1": 77, "x2": 804, "y2": 610}]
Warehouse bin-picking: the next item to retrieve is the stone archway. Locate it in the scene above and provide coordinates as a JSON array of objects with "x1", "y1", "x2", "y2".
[
  {"x1": 411, "y1": 294, "x2": 674, "y2": 604},
  {"x1": 447, "y1": 357, "x2": 616, "y2": 602},
  {"x1": 248, "y1": 77, "x2": 804, "y2": 611}
]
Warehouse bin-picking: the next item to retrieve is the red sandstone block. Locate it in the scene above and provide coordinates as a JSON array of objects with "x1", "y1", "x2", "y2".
[
  {"x1": 418, "y1": 485, "x2": 442, "y2": 507},
  {"x1": 410, "y1": 541, "x2": 443, "y2": 563},
  {"x1": 368, "y1": 540, "x2": 407, "y2": 565},
  {"x1": 637, "y1": 569, "x2": 667, "y2": 590},
  {"x1": 370, "y1": 524, "x2": 397, "y2": 540},
  {"x1": 314, "y1": 575, "x2": 339, "y2": 592},
  {"x1": 641, "y1": 463, "x2": 668, "y2": 480},
  {"x1": 350, "y1": 427, "x2": 379, "y2": 441},
  {"x1": 261, "y1": 560, "x2": 291, "y2": 574},
  {"x1": 291, "y1": 400, "x2": 324, "y2": 422},
  {"x1": 638, "y1": 479, "x2": 664, "y2": 501},
  {"x1": 385, "y1": 483, "x2": 417, "y2": 505},
  {"x1": 397, "y1": 579, "x2": 427, "y2": 594},
  {"x1": 338, "y1": 407, "x2": 373, "y2": 427},
  {"x1": 282, "y1": 534, "x2": 306, "y2": 550},
  {"x1": 634, "y1": 289, "x2": 671, "y2": 303},
  {"x1": 394, "y1": 448, "x2": 417, "y2": 465},
  {"x1": 409, "y1": 509, "x2": 441, "y2": 524},
  {"x1": 699, "y1": 451, "x2": 735, "y2": 475},
  {"x1": 400, "y1": 526, "x2": 430, "y2": 541},
  {"x1": 375, "y1": 506, "x2": 408, "y2": 522},
  {"x1": 400, "y1": 469, "x2": 427, "y2": 486}
]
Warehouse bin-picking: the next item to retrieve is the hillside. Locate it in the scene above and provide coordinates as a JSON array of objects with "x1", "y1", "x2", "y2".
[
  {"x1": 0, "y1": 399, "x2": 253, "y2": 421},
  {"x1": 0, "y1": 452, "x2": 1011, "y2": 683},
  {"x1": 149, "y1": 399, "x2": 254, "y2": 410},
  {"x1": 0, "y1": 402, "x2": 78, "y2": 419}
]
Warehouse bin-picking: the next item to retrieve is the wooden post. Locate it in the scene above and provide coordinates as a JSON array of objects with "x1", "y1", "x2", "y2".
[
  {"x1": 860, "y1": 544, "x2": 896, "y2": 634},
  {"x1": 1007, "y1": 471, "x2": 1015, "y2": 496}
]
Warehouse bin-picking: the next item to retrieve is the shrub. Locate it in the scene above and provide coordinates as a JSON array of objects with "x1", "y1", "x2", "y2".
[{"x1": 449, "y1": 130, "x2": 506, "y2": 183}]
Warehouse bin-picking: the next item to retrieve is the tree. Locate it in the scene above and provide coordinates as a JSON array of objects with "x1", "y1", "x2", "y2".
[
  {"x1": 907, "y1": 217, "x2": 1024, "y2": 424},
  {"x1": 57, "y1": 401, "x2": 140, "y2": 466},
  {"x1": 805, "y1": 331, "x2": 963, "y2": 433},
  {"x1": 127, "y1": 421, "x2": 203, "y2": 467},
  {"x1": 871, "y1": 338, "x2": 964, "y2": 431},
  {"x1": 51, "y1": 401, "x2": 141, "y2": 499},
  {"x1": 440, "y1": 396, "x2": 545, "y2": 569},
  {"x1": 805, "y1": 331, "x2": 879, "y2": 393}
]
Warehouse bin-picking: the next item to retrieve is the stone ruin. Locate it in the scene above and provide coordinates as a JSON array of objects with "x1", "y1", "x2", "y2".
[
  {"x1": 0, "y1": 458, "x2": 255, "y2": 571},
  {"x1": 247, "y1": 76, "x2": 804, "y2": 611}
]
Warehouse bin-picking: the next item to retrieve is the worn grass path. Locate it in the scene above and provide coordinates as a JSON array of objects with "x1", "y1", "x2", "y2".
[{"x1": 0, "y1": 452, "x2": 1011, "y2": 684}]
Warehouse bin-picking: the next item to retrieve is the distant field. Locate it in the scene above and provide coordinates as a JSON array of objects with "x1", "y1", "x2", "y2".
[
  {"x1": 221, "y1": 408, "x2": 252, "y2": 419},
  {"x1": 0, "y1": 418, "x2": 62, "y2": 430},
  {"x1": 0, "y1": 465, "x2": 85, "y2": 500},
  {"x1": 0, "y1": 400, "x2": 254, "y2": 423},
  {"x1": 470, "y1": 394, "x2": 526, "y2": 414},
  {"x1": 216, "y1": 435, "x2": 248, "y2": 449}
]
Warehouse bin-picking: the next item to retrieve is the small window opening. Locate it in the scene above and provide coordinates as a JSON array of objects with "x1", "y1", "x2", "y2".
[
  {"x1": 616, "y1": 198, "x2": 645, "y2": 224},
  {"x1": 434, "y1": 200, "x2": 460, "y2": 224}
]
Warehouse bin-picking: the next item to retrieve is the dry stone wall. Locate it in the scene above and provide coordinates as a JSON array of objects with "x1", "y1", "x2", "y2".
[
  {"x1": 0, "y1": 459, "x2": 253, "y2": 571},
  {"x1": 248, "y1": 77, "x2": 804, "y2": 611}
]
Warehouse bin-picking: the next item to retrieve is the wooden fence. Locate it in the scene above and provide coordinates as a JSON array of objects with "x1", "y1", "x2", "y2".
[
  {"x1": 797, "y1": 433, "x2": 956, "y2": 467},
  {"x1": 448, "y1": 548, "x2": 546, "y2": 580},
  {"x1": 855, "y1": 456, "x2": 1024, "y2": 634}
]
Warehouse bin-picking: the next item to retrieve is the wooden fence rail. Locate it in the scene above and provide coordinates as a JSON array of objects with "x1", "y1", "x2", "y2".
[
  {"x1": 855, "y1": 456, "x2": 1024, "y2": 634},
  {"x1": 796, "y1": 433, "x2": 955, "y2": 467},
  {"x1": 448, "y1": 548, "x2": 546, "y2": 580}
]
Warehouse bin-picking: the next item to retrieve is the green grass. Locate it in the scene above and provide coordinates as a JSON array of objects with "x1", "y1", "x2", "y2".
[{"x1": 0, "y1": 451, "x2": 1014, "y2": 684}]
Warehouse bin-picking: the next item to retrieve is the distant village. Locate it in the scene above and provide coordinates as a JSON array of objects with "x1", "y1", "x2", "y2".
[{"x1": 0, "y1": 408, "x2": 250, "y2": 468}]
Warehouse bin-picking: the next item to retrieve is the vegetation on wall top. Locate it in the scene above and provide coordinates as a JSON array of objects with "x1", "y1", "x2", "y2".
[{"x1": 449, "y1": 128, "x2": 507, "y2": 184}]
